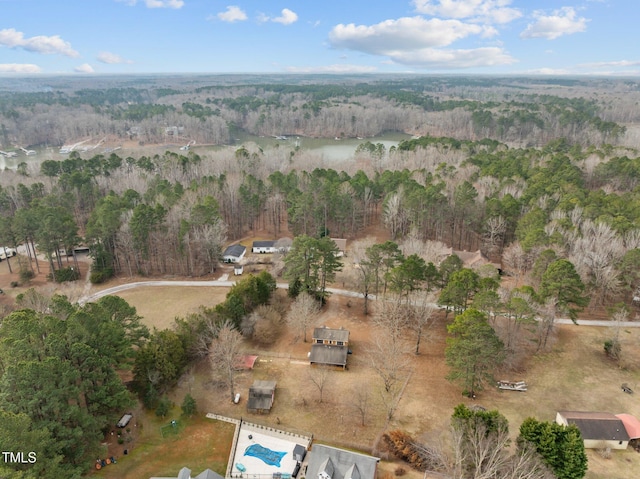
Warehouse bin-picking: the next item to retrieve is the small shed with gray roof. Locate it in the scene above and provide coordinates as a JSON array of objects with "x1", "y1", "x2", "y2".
[{"x1": 247, "y1": 380, "x2": 277, "y2": 413}]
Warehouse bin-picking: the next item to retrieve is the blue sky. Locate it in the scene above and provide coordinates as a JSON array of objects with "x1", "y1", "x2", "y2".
[{"x1": 0, "y1": 0, "x2": 637, "y2": 76}]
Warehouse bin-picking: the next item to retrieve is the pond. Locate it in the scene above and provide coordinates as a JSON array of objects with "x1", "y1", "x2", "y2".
[{"x1": 0, "y1": 132, "x2": 413, "y2": 171}]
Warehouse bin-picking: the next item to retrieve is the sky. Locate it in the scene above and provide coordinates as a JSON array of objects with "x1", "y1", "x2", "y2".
[{"x1": 0, "y1": 0, "x2": 638, "y2": 76}]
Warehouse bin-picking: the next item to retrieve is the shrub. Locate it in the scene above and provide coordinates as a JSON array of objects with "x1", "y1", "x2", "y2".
[
  {"x1": 394, "y1": 467, "x2": 406, "y2": 476},
  {"x1": 596, "y1": 442, "x2": 612, "y2": 459},
  {"x1": 50, "y1": 267, "x2": 80, "y2": 283},
  {"x1": 156, "y1": 396, "x2": 172, "y2": 418},
  {"x1": 19, "y1": 269, "x2": 34, "y2": 284},
  {"x1": 90, "y1": 268, "x2": 114, "y2": 284},
  {"x1": 181, "y1": 393, "x2": 197, "y2": 417},
  {"x1": 382, "y1": 430, "x2": 426, "y2": 471},
  {"x1": 604, "y1": 339, "x2": 621, "y2": 361},
  {"x1": 10, "y1": 281, "x2": 18, "y2": 288}
]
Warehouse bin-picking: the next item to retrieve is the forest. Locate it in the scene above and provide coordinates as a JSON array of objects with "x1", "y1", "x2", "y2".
[{"x1": 1, "y1": 74, "x2": 640, "y2": 477}]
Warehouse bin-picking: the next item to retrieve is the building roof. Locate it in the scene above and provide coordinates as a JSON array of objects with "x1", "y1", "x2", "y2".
[
  {"x1": 558, "y1": 411, "x2": 630, "y2": 442},
  {"x1": 309, "y1": 344, "x2": 348, "y2": 367},
  {"x1": 150, "y1": 467, "x2": 224, "y2": 479},
  {"x1": 616, "y1": 414, "x2": 640, "y2": 440},
  {"x1": 313, "y1": 327, "x2": 350, "y2": 342},
  {"x1": 223, "y1": 244, "x2": 246, "y2": 258},
  {"x1": 247, "y1": 380, "x2": 277, "y2": 411},
  {"x1": 306, "y1": 444, "x2": 379, "y2": 479},
  {"x1": 234, "y1": 355, "x2": 258, "y2": 370},
  {"x1": 194, "y1": 469, "x2": 225, "y2": 479},
  {"x1": 293, "y1": 444, "x2": 307, "y2": 462},
  {"x1": 331, "y1": 238, "x2": 347, "y2": 252},
  {"x1": 250, "y1": 380, "x2": 277, "y2": 392},
  {"x1": 253, "y1": 240, "x2": 275, "y2": 248}
]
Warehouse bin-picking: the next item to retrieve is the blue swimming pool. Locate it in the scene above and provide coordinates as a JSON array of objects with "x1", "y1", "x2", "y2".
[{"x1": 244, "y1": 444, "x2": 287, "y2": 467}]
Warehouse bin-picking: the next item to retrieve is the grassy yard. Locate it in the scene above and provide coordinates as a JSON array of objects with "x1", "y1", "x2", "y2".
[{"x1": 93, "y1": 413, "x2": 235, "y2": 479}]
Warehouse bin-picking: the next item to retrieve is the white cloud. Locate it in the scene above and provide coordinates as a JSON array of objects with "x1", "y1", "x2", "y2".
[
  {"x1": 273, "y1": 8, "x2": 298, "y2": 25},
  {"x1": 118, "y1": 0, "x2": 184, "y2": 8},
  {"x1": 0, "y1": 28, "x2": 79, "y2": 57},
  {"x1": 579, "y1": 59, "x2": 640, "y2": 68},
  {"x1": 97, "y1": 51, "x2": 133, "y2": 64},
  {"x1": 390, "y1": 46, "x2": 515, "y2": 68},
  {"x1": 329, "y1": 17, "x2": 490, "y2": 53},
  {"x1": 259, "y1": 8, "x2": 299, "y2": 25},
  {"x1": 285, "y1": 64, "x2": 377, "y2": 73},
  {"x1": 521, "y1": 67, "x2": 572, "y2": 75},
  {"x1": 217, "y1": 6, "x2": 247, "y2": 23},
  {"x1": 413, "y1": 0, "x2": 522, "y2": 24},
  {"x1": 520, "y1": 7, "x2": 588, "y2": 40},
  {"x1": 145, "y1": 0, "x2": 184, "y2": 7},
  {"x1": 74, "y1": 63, "x2": 95, "y2": 73},
  {"x1": 0, "y1": 63, "x2": 41, "y2": 73},
  {"x1": 328, "y1": 16, "x2": 513, "y2": 69}
]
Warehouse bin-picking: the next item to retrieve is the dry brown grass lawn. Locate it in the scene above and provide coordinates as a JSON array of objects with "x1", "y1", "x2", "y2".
[
  {"x1": 117, "y1": 286, "x2": 640, "y2": 479},
  {"x1": 114, "y1": 286, "x2": 230, "y2": 330}
]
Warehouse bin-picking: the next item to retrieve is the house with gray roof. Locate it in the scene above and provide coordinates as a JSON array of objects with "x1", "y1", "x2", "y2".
[
  {"x1": 306, "y1": 444, "x2": 379, "y2": 479},
  {"x1": 309, "y1": 327, "x2": 350, "y2": 369},
  {"x1": 150, "y1": 466, "x2": 224, "y2": 479},
  {"x1": 222, "y1": 244, "x2": 246, "y2": 263},
  {"x1": 556, "y1": 411, "x2": 630, "y2": 449}
]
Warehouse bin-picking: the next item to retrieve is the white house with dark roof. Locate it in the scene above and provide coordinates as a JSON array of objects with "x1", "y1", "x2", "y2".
[
  {"x1": 556, "y1": 411, "x2": 630, "y2": 449},
  {"x1": 252, "y1": 240, "x2": 276, "y2": 254},
  {"x1": 222, "y1": 244, "x2": 246, "y2": 263}
]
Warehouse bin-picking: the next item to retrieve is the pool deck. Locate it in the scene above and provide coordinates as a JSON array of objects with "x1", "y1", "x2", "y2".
[
  {"x1": 229, "y1": 421, "x2": 312, "y2": 479},
  {"x1": 206, "y1": 414, "x2": 312, "y2": 479}
]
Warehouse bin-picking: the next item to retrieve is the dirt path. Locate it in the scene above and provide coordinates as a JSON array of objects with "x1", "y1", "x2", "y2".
[{"x1": 78, "y1": 279, "x2": 640, "y2": 328}]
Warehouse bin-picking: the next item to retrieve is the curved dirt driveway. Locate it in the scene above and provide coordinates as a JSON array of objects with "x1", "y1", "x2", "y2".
[{"x1": 78, "y1": 279, "x2": 640, "y2": 328}]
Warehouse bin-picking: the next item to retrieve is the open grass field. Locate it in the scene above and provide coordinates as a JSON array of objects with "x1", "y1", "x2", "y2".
[
  {"x1": 93, "y1": 413, "x2": 235, "y2": 479},
  {"x1": 114, "y1": 286, "x2": 230, "y2": 330}
]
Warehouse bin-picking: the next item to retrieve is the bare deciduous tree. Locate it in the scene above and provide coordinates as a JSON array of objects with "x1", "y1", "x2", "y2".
[
  {"x1": 502, "y1": 241, "x2": 531, "y2": 286},
  {"x1": 372, "y1": 298, "x2": 411, "y2": 343},
  {"x1": 383, "y1": 190, "x2": 408, "y2": 240},
  {"x1": 308, "y1": 365, "x2": 331, "y2": 403},
  {"x1": 349, "y1": 237, "x2": 377, "y2": 315},
  {"x1": 350, "y1": 381, "x2": 371, "y2": 426},
  {"x1": 209, "y1": 320, "x2": 244, "y2": 402},
  {"x1": 367, "y1": 330, "x2": 412, "y2": 393},
  {"x1": 287, "y1": 291, "x2": 321, "y2": 343},
  {"x1": 483, "y1": 215, "x2": 507, "y2": 254},
  {"x1": 377, "y1": 381, "x2": 404, "y2": 423},
  {"x1": 406, "y1": 291, "x2": 438, "y2": 355},
  {"x1": 241, "y1": 304, "x2": 283, "y2": 342}
]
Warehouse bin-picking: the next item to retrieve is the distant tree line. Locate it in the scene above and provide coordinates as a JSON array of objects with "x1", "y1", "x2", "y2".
[{"x1": 0, "y1": 76, "x2": 633, "y2": 150}]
